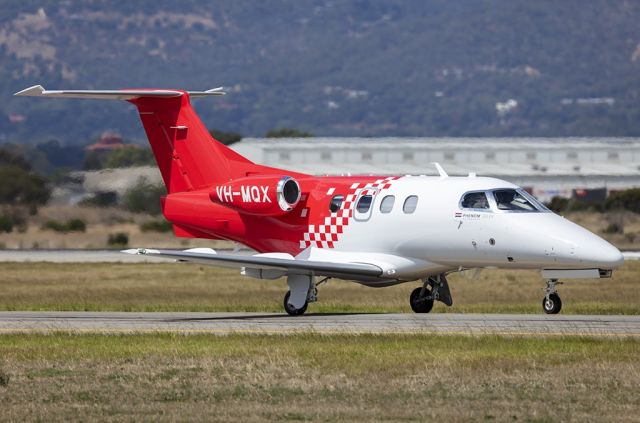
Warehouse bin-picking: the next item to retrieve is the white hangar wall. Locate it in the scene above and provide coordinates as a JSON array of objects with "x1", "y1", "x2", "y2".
[{"x1": 232, "y1": 137, "x2": 640, "y2": 202}]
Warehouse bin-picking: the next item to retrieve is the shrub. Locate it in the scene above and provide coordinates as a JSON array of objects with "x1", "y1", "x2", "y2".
[
  {"x1": 545, "y1": 196, "x2": 602, "y2": 213},
  {"x1": 42, "y1": 220, "x2": 65, "y2": 232},
  {"x1": 602, "y1": 223, "x2": 622, "y2": 234},
  {"x1": 41, "y1": 218, "x2": 86, "y2": 233},
  {"x1": 104, "y1": 146, "x2": 155, "y2": 168},
  {"x1": 107, "y1": 232, "x2": 129, "y2": 247},
  {"x1": 545, "y1": 197, "x2": 569, "y2": 213},
  {"x1": 209, "y1": 129, "x2": 242, "y2": 145},
  {"x1": 0, "y1": 368, "x2": 9, "y2": 387},
  {"x1": 79, "y1": 192, "x2": 118, "y2": 208},
  {"x1": 624, "y1": 232, "x2": 636, "y2": 243},
  {"x1": 605, "y1": 189, "x2": 640, "y2": 213},
  {"x1": 140, "y1": 219, "x2": 173, "y2": 233},
  {"x1": 0, "y1": 213, "x2": 26, "y2": 233},
  {"x1": 265, "y1": 127, "x2": 313, "y2": 138},
  {"x1": 122, "y1": 177, "x2": 166, "y2": 215},
  {"x1": 0, "y1": 148, "x2": 51, "y2": 211},
  {"x1": 0, "y1": 215, "x2": 13, "y2": 233},
  {"x1": 66, "y1": 218, "x2": 87, "y2": 232}
]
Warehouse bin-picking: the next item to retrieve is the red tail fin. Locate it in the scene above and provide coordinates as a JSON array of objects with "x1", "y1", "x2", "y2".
[
  {"x1": 14, "y1": 85, "x2": 307, "y2": 193},
  {"x1": 130, "y1": 93, "x2": 252, "y2": 193}
]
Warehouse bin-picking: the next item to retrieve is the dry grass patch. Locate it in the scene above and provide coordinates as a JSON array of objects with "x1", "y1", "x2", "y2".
[
  {"x1": 0, "y1": 261, "x2": 639, "y2": 314},
  {"x1": 0, "y1": 334, "x2": 638, "y2": 421},
  {"x1": 0, "y1": 205, "x2": 233, "y2": 249}
]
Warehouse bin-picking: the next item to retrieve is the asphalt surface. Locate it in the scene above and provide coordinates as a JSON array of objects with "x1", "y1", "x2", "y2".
[{"x1": 0, "y1": 312, "x2": 639, "y2": 336}]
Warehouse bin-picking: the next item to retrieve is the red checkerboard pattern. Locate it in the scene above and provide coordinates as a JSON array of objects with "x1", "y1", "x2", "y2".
[{"x1": 299, "y1": 176, "x2": 399, "y2": 249}]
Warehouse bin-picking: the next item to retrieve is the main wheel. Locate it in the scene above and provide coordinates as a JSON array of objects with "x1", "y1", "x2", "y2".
[
  {"x1": 283, "y1": 291, "x2": 308, "y2": 316},
  {"x1": 410, "y1": 287, "x2": 434, "y2": 313},
  {"x1": 542, "y1": 293, "x2": 562, "y2": 314}
]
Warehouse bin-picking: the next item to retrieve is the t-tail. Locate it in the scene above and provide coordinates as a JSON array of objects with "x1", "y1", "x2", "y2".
[{"x1": 14, "y1": 85, "x2": 278, "y2": 193}]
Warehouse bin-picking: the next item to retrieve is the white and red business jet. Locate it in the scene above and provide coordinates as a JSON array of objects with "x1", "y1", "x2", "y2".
[{"x1": 16, "y1": 85, "x2": 624, "y2": 315}]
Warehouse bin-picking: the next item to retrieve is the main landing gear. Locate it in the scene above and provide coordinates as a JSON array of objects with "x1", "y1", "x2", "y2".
[
  {"x1": 283, "y1": 275, "x2": 328, "y2": 316},
  {"x1": 542, "y1": 279, "x2": 563, "y2": 314},
  {"x1": 283, "y1": 291, "x2": 308, "y2": 316},
  {"x1": 410, "y1": 274, "x2": 453, "y2": 313}
]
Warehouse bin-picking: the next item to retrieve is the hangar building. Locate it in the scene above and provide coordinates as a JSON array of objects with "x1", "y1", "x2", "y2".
[{"x1": 232, "y1": 137, "x2": 640, "y2": 201}]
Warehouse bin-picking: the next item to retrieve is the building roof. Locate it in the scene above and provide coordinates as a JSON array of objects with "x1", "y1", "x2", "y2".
[{"x1": 231, "y1": 137, "x2": 640, "y2": 177}]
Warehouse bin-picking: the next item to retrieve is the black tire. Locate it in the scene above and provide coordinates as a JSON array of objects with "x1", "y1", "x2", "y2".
[
  {"x1": 542, "y1": 293, "x2": 562, "y2": 314},
  {"x1": 283, "y1": 291, "x2": 308, "y2": 316},
  {"x1": 410, "y1": 287, "x2": 434, "y2": 313}
]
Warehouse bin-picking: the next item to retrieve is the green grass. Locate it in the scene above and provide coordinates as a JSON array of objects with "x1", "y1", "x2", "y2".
[
  {"x1": 0, "y1": 261, "x2": 639, "y2": 314},
  {"x1": 0, "y1": 333, "x2": 638, "y2": 421}
]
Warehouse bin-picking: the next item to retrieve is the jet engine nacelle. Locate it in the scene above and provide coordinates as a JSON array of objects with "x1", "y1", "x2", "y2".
[{"x1": 210, "y1": 175, "x2": 301, "y2": 216}]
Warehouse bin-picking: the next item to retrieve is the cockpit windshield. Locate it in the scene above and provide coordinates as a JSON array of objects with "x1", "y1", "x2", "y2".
[
  {"x1": 459, "y1": 188, "x2": 549, "y2": 213},
  {"x1": 492, "y1": 189, "x2": 546, "y2": 212}
]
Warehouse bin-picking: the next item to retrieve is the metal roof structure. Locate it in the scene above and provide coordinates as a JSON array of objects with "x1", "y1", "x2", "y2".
[
  {"x1": 232, "y1": 137, "x2": 640, "y2": 177},
  {"x1": 232, "y1": 137, "x2": 640, "y2": 200}
]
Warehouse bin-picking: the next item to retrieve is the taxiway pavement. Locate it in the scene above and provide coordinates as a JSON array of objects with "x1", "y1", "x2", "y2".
[{"x1": 0, "y1": 312, "x2": 638, "y2": 336}]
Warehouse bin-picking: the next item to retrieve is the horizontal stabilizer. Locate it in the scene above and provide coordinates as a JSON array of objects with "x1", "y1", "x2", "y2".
[
  {"x1": 122, "y1": 248, "x2": 383, "y2": 279},
  {"x1": 14, "y1": 85, "x2": 225, "y2": 100}
]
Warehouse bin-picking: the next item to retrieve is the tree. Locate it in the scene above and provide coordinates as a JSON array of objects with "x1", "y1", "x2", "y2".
[
  {"x1": 121, "y1": 177, "x2": 166, "y2": 215},
  {"x1": 0, "y1": 148, "x2": 31, "y2": 171},
  {"x1": 83, "y1": 151, "x2": 105, "y2": 170},
  {"x1": 209, "y1": 129, "x2": 243, "y2": 145},
  {"x1": 104, "y1": 146, "x2": 155, "y2": 168},
  {"x1": 0, "y1": 148, "x2": 50, "y2": 209},
  {"x1": 605, "y1": 189, "x2": 640, "y2": 213},
  {"x1": 83, "y1": 146, "x2": 155, "y2": 170},
  {"x1": 265, "y1": 128, "x2": 314, "y2": 138}
]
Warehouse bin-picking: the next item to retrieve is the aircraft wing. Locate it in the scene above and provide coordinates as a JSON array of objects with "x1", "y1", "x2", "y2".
[{"x1": 122, "y1": 248, "x2": 383, "y2": 280}]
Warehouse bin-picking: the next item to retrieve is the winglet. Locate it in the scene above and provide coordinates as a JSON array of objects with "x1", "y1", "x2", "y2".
[
  {"x1": 121, "y1": 248, "x2": 145, "y2": 255},
  {"x1": 188, "y1": 87, "x2": 226, "y2": 97},
  {"x1": 431, "y1": 162, "x2": 449, "y2": 178},
  {"x1": 121, "y1": 248, "x2": 160, "y2": 255},
  {"x1": 14, "y1": 85, "x2": 45, "y2": 97}
]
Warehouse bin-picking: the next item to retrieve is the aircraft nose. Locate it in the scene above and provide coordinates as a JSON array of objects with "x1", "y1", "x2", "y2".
[
  {"x1": 573, "y1": 234, "x2": 624, "y2": 269},
  {"x1": 595, "y1": 242, "x2": 624, "y2": 269}
]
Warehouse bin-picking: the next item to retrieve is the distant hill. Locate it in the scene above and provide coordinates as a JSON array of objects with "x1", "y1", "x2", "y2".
[{"x1": 1, "y1": 0, "x2": 640, "y2": 144}]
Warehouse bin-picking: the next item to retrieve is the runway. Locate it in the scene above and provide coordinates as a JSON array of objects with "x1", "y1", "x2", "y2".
[{"x1": 0, "y1": 312, "x2": 639, "y2": 336}]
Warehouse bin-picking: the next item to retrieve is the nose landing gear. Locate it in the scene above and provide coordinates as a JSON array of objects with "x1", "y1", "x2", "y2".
[{"x1": 542, "y1": 279, "x2": 563, "y2": 314}]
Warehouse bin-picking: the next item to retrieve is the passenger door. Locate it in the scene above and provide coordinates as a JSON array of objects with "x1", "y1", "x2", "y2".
[{"x1": 353, "y1": 188, "x2": 378, "y2": 221}]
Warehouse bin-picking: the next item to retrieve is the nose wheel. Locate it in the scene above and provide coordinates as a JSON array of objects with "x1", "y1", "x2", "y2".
[{"x1": 542, "y1": 279, "x2": 563, "y2": 314}]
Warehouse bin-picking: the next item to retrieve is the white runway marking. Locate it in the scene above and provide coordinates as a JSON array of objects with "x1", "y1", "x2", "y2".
[{"x1": 0, "y1": 312, "x2": 639, "y2": 336}]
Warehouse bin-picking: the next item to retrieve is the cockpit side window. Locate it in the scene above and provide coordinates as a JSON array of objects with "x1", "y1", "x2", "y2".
[
  {"x1": 329, "y1": 195, "x2": 344, "y2": 213},
  {"x1": 460, "y1": 191, "x2": 490, "y2": 210},
  {"x1": 492, "y1": 189, "x2": 537, "y2": 212}
]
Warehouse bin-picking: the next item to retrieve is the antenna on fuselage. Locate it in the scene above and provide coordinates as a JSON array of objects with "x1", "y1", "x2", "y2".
[{"x1": 431, "y1": 162, "x2": 449, "y2": 179}]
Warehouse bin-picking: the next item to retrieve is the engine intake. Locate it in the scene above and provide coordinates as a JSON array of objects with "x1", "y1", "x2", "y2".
[{"x1": 210, "y1": 175, "x2": 301, "y2": 216}]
